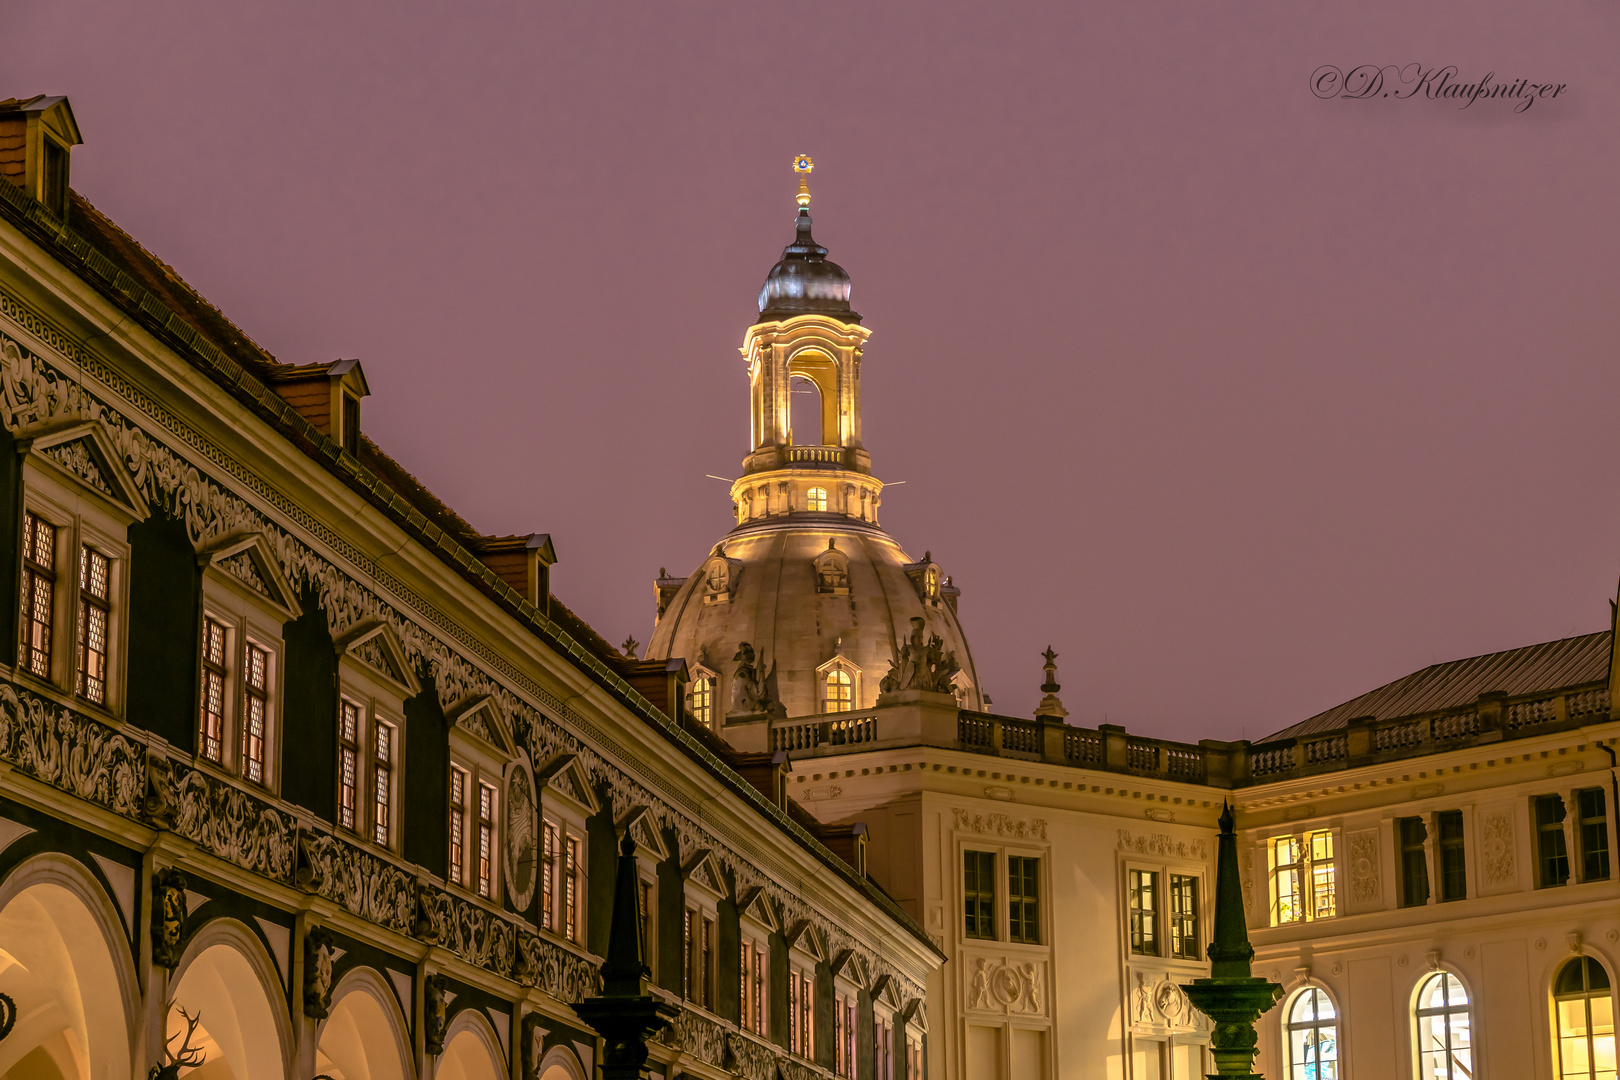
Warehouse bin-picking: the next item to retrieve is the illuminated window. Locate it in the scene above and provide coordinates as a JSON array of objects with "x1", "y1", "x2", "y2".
[
  {"x1": 1414, "y1": 972, "x2": 1472, "y2": 1080},
  {"x1": 476, "y1": 780, "x2": 496, "y2": 897},
  {"x1": 542, "y1": 820, "x2": 558, "y2": 931},
  {"x1": 836, "y1": 991, "x2": 856, "y2": 1076},
  {"x1": 684, "y1": 907, "x2": 715, "y2": 1007},
  {"x1": 875, "y1": 1015, "x2": 895, "y2": 1080},
  {"x1": 1129, "y1": 869, "x2": 1159, "y2": 955},
  {"x1": 77, "y1": 546, "x2": 110, "y2": 704},
  {"x1": 338, "y1": 700, "x2": 361, "y2": 831},
  {"x1": 200, "y1": 618, "x2": 229, "y2": 763},
  {"x1": 924, "y1": 566, "x2": 939, "y2": 598},
  {"x1": 824, "y1": 668, "x2": 852, "y2": 713},
  {"x1": 565, "y1": 834, "x2": 582, "y2": 942},
  {"x1": 1270, "y1": 831, "x2": 1336, "y2": 925},
  {"x1": 449, "y1": 766, "x2": 468, "y2": 886},
  {"x1": 807, "y1": 487, "x2": 828, "y2": 512},
  {"x1": 1284, "y1": 987, "x2": 1338, "y2": 1080},
  {"x1": 1169, "y1": 874, "x2": 1199, "y2": 959},
  {"x1": 1009, "y1": 856, "x2": 1040, "y2": 944},
  {"x1": 1538, "y1": 795, "x2": 1572, "y2": 888},
  {"x1": 789, "y1": 966, "x2": 815, "y2": 1057},
  {"x1": 19, "y1": 512, "x2": 56, "y2": 679},
  {"x1": 741, "y1": 939, "x2": 768, "y2": 1034},
  {"x1": 964, "y1": 851, "x2": 995, "y2": 939},
  {"x1": 1554, "y1": 956, "x2": 1615, "y2": 1080},
  {"x1": 242, "y1": 642, "x2": 268, "y2": 784},
  {"x1": 372, "y1": 720, "x2": 395, "y2": 845},
  {"x1": 690, "y1": 675, "x2": 714, "y2": 728}
]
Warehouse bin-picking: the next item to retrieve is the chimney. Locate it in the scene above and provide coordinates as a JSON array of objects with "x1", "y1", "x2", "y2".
[{"x1": 0, "y1": 96, "x2": 82, "y2": 219}]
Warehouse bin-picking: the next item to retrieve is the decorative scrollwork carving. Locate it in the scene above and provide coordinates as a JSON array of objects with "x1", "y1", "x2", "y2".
[{"x1": 172, "y1": 764, "x2": 296, "y2": 882}]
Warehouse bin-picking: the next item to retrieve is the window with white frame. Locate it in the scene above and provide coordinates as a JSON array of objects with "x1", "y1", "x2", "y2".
[
  {"x1": 686, "y1": 662, "x2": 718, "y2": 729},
  {"x1": 1413, "y1": 972, "x2": 1472, "y2": 1080},
  {"x1": 817, "y1": 655, "x2": 861, "y2": 714},
  {"x1": 196, "y1": 534, "x2": 296, "y2": 789},
  {"x1": 1269, "y1": 831, "x2": 1336, "y2": 926},
  {"x1": 1553, "y1": 956, "x2": 1614, "y2": 1080},
  {"x1": 17, "y1": 424, "x2": 143, "y2": 716},
  {"x1": 1126, "y1": 859, "x2": 1206, "y2": 960},
  {"x1": 1284, "y1": 986, "x2": 1338, "y2": 1080},
  {"x1": 334, "y1": 622, "x2": 416, "y2": 851}
]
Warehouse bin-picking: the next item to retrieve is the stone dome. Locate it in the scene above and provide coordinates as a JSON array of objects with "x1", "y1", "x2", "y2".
[
  {"x1": 645, "y1": 516, "x2": 982, "y2": 721},
  {"x1": 756, "y1": 210, "x2": 860, "y2": 323}
]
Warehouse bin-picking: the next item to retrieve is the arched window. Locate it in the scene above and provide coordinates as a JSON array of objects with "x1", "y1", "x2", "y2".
[
  {"x1": 807, "y1": 487, "x2": 828, "y2": 512},
  {"x1": 690, "y1": 676, "x2": 714, "y2": 728},
  {"x1": 1415, "y1": 972, "x2": 1472, "y2": 1080},
  {"x1": 824, "y1": 669, "x2": 852, "y2": 713},
  {"x1": 1285, "y1": 986, "x2": 1339, "y2": 1080},
  {"x1": 924, "y1": 567, "x2": 939, "y2": 598},
  {"x1": 1554, "y1": 956, "x2": 1615, "y2": 1080}
]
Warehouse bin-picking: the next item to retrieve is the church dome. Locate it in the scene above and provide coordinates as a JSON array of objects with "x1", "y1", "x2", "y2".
[
  {"x1": 756, "y1": 209, "x2": 860, "y2": 323},
  {"x1": 645, "y1": 517, "x2": 981, "y2": 720}
]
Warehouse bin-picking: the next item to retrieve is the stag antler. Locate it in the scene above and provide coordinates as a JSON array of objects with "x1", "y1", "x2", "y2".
[{"x1": 164, "y1": 1005, "x2": 206, "y2": 1067}]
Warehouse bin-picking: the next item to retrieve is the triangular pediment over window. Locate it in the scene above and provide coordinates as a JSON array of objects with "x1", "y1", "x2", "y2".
[
  {"x1": 198, "y1": 532, "x2": 303, "y2": 620},
  {"x1": 899, "y1": 997, "x2": 927, "y2": 1033},
  {"x1": 447, "y1": 695, "x2": 515, "y2": 758},
  {"x1": 536, "y1": 754, "x2": 600, "y2": 815},
  {"x1": 681, "y1": 848, "x2": 728, "y2": 900},
  {"x1": 20, "y1": 420, "x2": 149, "y2": 522},
  {"x1": 871, "y1": 972, "x2": 902, "y2": 1009},
  {"x1": 335, "y1": 620, "x2": 421, "y2": 697},
  {"x1": 784, "y1": 920, "x2": 826, "y2": 962},
  {"x1": 614, "y1": 805, "x2": 670, "y2": 862},
  {"x1": 736, "y1": 887, "x2": 779, "y2": 933},
  {"x1": 831, "y1": 949, "x2": 869, "y2": 988}
]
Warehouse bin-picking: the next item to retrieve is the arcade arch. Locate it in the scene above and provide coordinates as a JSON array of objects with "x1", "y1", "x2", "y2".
[
  {"x1": 434, "y1": 1009, "x2": 505, "y2": 1080},
  {"x1": 536, "y1": 1043, "x2": 589, "y2": 1080},
  {"x1": 0, "y1": 856, "x2": 136, "y2": 1080},
  {"x1": 167, "y1": 920, "x2": 292, "y2": 1080},
  {"x1": 314, "y1": 967, "x2": 413, "y2": 1080}
]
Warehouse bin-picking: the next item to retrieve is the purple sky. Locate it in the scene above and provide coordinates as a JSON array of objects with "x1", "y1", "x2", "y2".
[{"x1": 12, "y1": 2, "x2": 1619, "y2": 741}]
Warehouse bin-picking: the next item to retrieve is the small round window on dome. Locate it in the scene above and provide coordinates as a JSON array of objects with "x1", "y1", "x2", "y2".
[{"x1": 807, "y1": 487, "x2": 828, "y2": 512}]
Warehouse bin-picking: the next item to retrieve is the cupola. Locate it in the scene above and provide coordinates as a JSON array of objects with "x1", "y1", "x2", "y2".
[
  {"x1": 756, "y1": 156, "x2": 860, "y2": 324},
  {"x1": 0, "y1": 96, "x2": 82, "y2": 219}
]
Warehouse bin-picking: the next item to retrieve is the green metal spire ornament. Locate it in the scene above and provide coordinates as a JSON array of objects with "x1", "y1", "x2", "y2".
[
  {"x1": 573, "y1": 834, "x2": 679, "y2": 1079},
  {"x1": 1181, "y1": 802, "x2": 1284, "y2": 1079}
]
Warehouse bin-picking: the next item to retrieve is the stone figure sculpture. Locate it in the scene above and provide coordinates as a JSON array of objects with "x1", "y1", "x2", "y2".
[
  {"x1": 304, "y1": 926, "x2": 337, "y2": 1018},
  {"x1": 882, "y1": 617, "x2": 961, "y2": 695},
  {"x1": 731, "y1": 642, "x2": 776, "y2": 715},
  {"x1": 150, "y1": 868, "x2": 189, "y2": 970}
]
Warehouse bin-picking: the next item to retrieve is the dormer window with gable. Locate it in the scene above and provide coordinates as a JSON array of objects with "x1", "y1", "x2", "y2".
[
  {"x1": 333, "y1": 621, "x2": 419, "y2": 850},
  {"x1": 15, "y1": 420, "x2": 148, "y2": 717},
  {"x1": 196, "y1": 533, "x2": 302, "y2": 788},
  {"x1": 264, "y1": 358, "x2": 370, "y2": 456},
  {"x1": 738, "y1": 887, "x2": 779, "y2": 1037},
  {"x1": 818, "y1": 653, "x2": 862, "y2": 714},
  {"x1": 0, "y1": 96, "x2": 82, "y2": 219},
  {"x1": 686, "y1": 660, "x2": 719, "y2": 729},
  {"x1": 538, "y1": 754, "x2": 598, "y2": 942}
]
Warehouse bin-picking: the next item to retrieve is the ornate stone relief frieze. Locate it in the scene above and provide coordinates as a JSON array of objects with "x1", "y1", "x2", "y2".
[
  {"x1": 953, "y1": 808, "x2": 1048, "y2": 841},
  {"x1": 0, "y1": 315, "x2": 925, "y2": 1006},
  {"x1": 1116, "y1": 830, "x2": 1208, "y2": 861},
  {"x1": 965, "y1": 956, "x2": 1046, "y2": 1017},
  {"x1": 1127, "y1": 967, "x2": 1205, "y2": 1035},
  {"x1": 1481, "y1": 810, "x2": 1516, "y2": 886},
  {"x1": 1348, "y1": 830, "x2": 1380, "y2": 906}
]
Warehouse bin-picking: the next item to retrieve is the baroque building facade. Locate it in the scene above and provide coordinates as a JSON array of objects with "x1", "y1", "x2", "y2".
[
  {"x1": 0, "y1": 97, "x2": 939, "y2": 1080},
  {"x1": 647, "y1": 162, "x2": 1620, "y2": 1080}
]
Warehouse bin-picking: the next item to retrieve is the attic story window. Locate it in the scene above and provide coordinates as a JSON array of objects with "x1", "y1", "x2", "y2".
[
  {"x1": 42, "y1": 139, "x2": 68, "y2": 218},
  {"x1": 807, "y1": 487, "x2": 828, "y2": 512},
  {"x1": 341, "y1": 393, "x2": 361, "y2": 456}
]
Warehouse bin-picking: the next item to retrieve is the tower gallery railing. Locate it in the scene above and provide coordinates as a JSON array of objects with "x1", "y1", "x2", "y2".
[{"x1": 771, "y1": 683, "x2": 1613, "y2": 788}]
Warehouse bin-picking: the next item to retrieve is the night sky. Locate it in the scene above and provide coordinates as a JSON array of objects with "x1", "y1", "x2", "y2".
[{"x1": 10, "y1": 2, "x2": 1618, "y2": 740}]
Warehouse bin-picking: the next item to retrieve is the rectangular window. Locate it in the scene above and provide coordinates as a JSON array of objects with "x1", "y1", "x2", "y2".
[
  {"x1": 341, "y1": 392, "x2": 361, "y2": 456},
  {"x1": 448, "y1": 767, "x2": 468, "y2": 886},
  {"x1": 241, "y1": 642, "x2": 268, "y2": 784},
  {"x1": 1536, "y1": 794, "x2": 1570, "y2": 888},
  {"x1": 372, "y1": 720, "x2": 394, "y2": 846},
  {"x1": 1129, "y1": 869, "x2": 1159, "y2": 955},
  {"x1": 835, "y1": 992, "x2": 848, "y2": 1076},
  {"x1": 1008, "y1": 856, "x2": 1040, "y2": 944},
  {"x1": 76, "y1": 546, "x2": 110, "y2": 704},
  {"x1": 641, "y1": 879, "x2": 654, "y2": 971},
  {"x1": 964, "y1": 850, "x2": 996, "y2": 939},
  {"x1": 200, "y1": 617, "x2": 229, "y2": 763},
  {"x1": 1398, "y1": 816, "x2": 1430, "y2": 907},
  {"x1": 19, "y1": 512, "x2": 55, "y2": 679},
  {"x1": 1437, "y1": 810, "x2": 1466, "y2": 901},
  {"x1": 338, "y1": 700, "x2": 361, "y2": 831},
  {"x1": 1169, "y1": 874, "x2": 1199, "y2": 959},
  {"x1": 563, "y1": 835, "x2": 583, "y2": 939},
  {"x1": 691, "y1": 677, "x2": 712, "y2": 728},
  {"x1": 1308, "y1": 830, "x2": 1336, "y2": 918},
  {"x1": 754, "y1": 946, "x2": 768, "y2": 1035},
  {"x1": 876, "y1": 1017, "x2": 894, "y2": 1080},
  {"x1": 477, "y1": 781, "x2": 497, "y2": 897},
  {"x1": 542, "y1": 820, "x2": 558, "y2": 931},
  {"x1": 684, "y1": 907, "x2": 707, "y2": 1005},
  {"x1": 1576, "y1": 788, "x2": 1610, "y2": 882},
  {"x1": 789, "y1": 967, "x2": 814, "y2": 1057}
]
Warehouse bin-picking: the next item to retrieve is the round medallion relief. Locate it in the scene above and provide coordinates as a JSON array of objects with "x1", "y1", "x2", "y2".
[{"x1": 506, "y1": 766, "x2": 538, "y2": 911}]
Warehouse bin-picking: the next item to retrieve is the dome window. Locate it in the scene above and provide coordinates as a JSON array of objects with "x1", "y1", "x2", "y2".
[
  {"x1": 687, "y1": 662, "x2": 719, "y2": 729},
  {"x1": 807, "y1": 486, "x2": 829, "y2": 512},
  {"x1": 904, "y1": 552, "x2": 946, "y2": 606},
  {"x1": 813, "y1": 539, "x2": 850, "y2": 595},
  {"x1": 817, "y1": 654, "x2": 862, "y2": 714}
]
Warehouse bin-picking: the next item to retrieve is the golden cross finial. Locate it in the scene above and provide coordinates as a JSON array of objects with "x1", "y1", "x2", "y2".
[{"x1": 793, "y1": 154, "x2": 814, "y2": 209}]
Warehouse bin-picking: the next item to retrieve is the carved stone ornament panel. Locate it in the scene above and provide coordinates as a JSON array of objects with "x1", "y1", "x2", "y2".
[
  {"x1": 1481, "y1": 810, "x2": 1516, "y2": 886},
  {"x1": 953, "y1": 808, "x2": 1048, "y2": 841},
  {"x1": 506, "y1": 765, "x2": 538, "y2": 911},
  {"x1": 1348, "y1": 830, "x2": 1380, "y2": 906},
  {"x1": 965, "y1": 955, "x2": 1047, "y2": 1017},
  {"x1": 1117, "y1": 830, "x2": 1208, "y2": 861},
  {"x1": 0, "y1": 317, "x2": 926, "y2": 1008},
  {"x1": 1128, "y1": 967, "x2": 1206, "y2": 1035}
]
